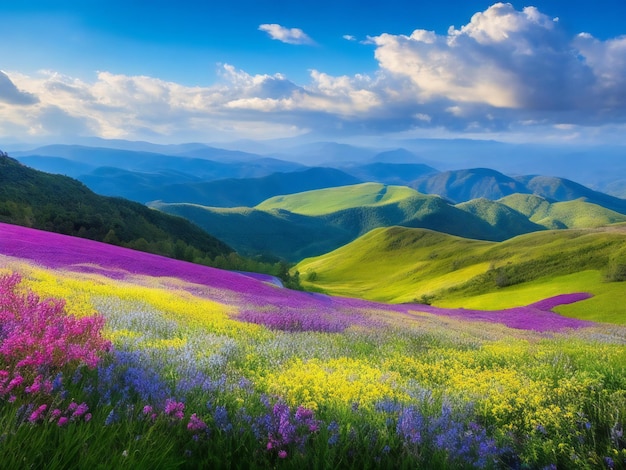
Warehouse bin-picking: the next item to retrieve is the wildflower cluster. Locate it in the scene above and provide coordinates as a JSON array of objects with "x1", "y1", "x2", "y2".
[
  {"x1": 0, "y1": 273, "x2": 110, "y2": 410},
  {"x1": 255, "y1": 397, "x2": 321, "y2": 459}
]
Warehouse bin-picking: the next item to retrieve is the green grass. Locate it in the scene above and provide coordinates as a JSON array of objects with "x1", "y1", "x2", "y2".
[
  {"x1": 255, "y1": 183, "x2": 420, "y2": 216},
  {"x1": 438, "y1": 270, "x2": 626, "y2": 323},
  {"x1": 296, "y1": 226, "x2": 626, "y2": 323},
  {"x1": 499, "y1": 194, "x2": 626, "y2": 229}
]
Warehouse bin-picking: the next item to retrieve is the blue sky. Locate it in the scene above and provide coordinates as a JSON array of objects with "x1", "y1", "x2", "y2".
[{"x1": 1, "y1": 1, "x2": 626, "y2": 145}]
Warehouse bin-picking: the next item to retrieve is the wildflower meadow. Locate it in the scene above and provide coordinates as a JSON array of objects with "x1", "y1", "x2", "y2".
[{"x1": 1, "y1": 222, "x2": 625, "y2": 469}]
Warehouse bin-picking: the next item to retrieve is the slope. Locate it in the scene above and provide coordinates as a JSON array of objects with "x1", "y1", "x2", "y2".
[
  {"x1": 147, "y1": 203, "x2": 355, "y2": 261},
  {"x1": 516, "y1": 175, "x2": 626, "y2": 215},
  {"x1": 148, "y1": 167, "x2": 362, "y2": 207},
  {"x1": 454, "y1": 198, "x2": 545, "y2": 239},
  {"x1": 256, "y1": 183, "x2": 424, "y2": 215},
  {"x1": 412, "y1": 168, "x2": 528, "y2": 203},
  {"x1": 296, "y1": 225, "x2": 626, "y2": 322},
  {"x1": 499, "y1": 194, "x2": 626, "y2": 229},
  {"x1": 0, "y1": 154, "x2": 233, "y2": 262}
]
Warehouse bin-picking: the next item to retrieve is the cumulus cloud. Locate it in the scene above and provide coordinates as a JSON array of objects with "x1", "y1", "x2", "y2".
[
  {"x1": 258, "y1": 24, "x2": 314, "y2": 45},
  {"x1": 2, "y1": 3, "x2": 626, "y2": 142},
  {"x1": 0, "y1": 71, "x2": 39, "y2": 105},
  {"x1": 343, "y1": 34, "x2": 356, "y2": 41},
  {"x1": 367, "y1": 2, "x2": 626, "y2": 128}
]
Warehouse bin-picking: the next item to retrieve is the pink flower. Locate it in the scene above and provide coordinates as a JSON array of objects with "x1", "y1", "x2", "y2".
[
  {"x1": 142, "y1": 405, "x2": 153, "y2": 415},
  {"x1": 58, "y1": 416, "x2": 69, "y2": 427},
  {"x1": 28, "y1": 404, "x2": 48, "y2": 423},
  {"x1": 84, "y1": 413, "x2": 92, "y2": 422},
  {"x1": 164, "y1": 399, "x2": 185, "y2": 420},
  {"x1": 71, "y1": 402, "x2": 89, "y2": 419},
  {"x1": 187, "y1": 413, "x2": 207, "y2": 432},
  {"x1": 278, "y1": 450, "x2": 288, "y2": 459}
]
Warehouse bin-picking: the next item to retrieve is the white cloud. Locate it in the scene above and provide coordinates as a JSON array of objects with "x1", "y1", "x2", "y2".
[
  {"x1": 369, "y1": 2, "x2": 626, "y2": 125},
  {"x1": 2, "y1": 3, "x2": 626, "y2": 143},
  {"x1": 343, "y1": 35, "x2": 356, "y2": 41},
  {"x1": 0, "y1": 71, "x2": 38, "y2": 105},
  {"x1": 258, "y1": 24, "x2": 314, "y2": 45}
]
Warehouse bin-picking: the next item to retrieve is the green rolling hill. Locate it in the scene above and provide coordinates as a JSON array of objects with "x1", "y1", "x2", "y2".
[
  {"x1": 295, "y1": 225, "x2": 626, "y2": 323},
  {"x1": 154, "y1": 183, "x2": 626, "y2": 263},
  {"x1": 154, "y1": 183, "x2": 552, "y2": 262},
  {"x1": 499, "y1": 194, "x2": 626, "y2": 229},
  {"x1": 412, "y1": 168, "x2": 528, "y2": 203},
  {"x1": 412, "y1": 169, "x2": 626, "y2": 215},
  {"x1": 255, "y1": 182, "x2": 420, "y2": 215},
  {"x1": 147, "y1": 203, "x2": 355, "y2": 261},
  {"x1": 515, "y1": 175, "x2": 626, "y2": 214}
]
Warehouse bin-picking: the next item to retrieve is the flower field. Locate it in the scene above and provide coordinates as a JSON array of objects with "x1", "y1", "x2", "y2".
[{"x1": 1, "y1": 222, "x2": 625, "y2": 469}]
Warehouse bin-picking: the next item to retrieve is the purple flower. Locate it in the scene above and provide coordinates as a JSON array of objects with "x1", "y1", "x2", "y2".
[
  {"x1": 187, "y1": 413, "x2": 207, "y2": 432},
  {"x1": 28, "y1": 404, "x2": 48, "y2": 423},
  {"x1": 164, "y1": 399, "x2": 185, "y2": 420}
]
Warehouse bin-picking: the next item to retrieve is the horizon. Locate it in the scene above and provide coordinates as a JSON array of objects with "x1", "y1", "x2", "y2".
[{"x1": 1, "y1": 1, "x2": 626, "y2": 147}]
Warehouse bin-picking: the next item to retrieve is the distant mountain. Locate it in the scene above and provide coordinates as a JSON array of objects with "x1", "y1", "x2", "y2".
[
  {"x1": 412, "y1": 169, "x2": 626, "y2": 215},
  {"x1": 412, "y1": 168, "x2": 528, "y2": 203},
  {"x1": 371, "y1": 148, "x2": 423, "y2": 163},
  {"x1": 399, "y1": 139, "x2": 626, "y2": 193},
  {"x1": 0, "y1": 154, "x2": 233, "y2": 263},
  {"x1": 73, "y1": 160, "x2": 307, "y2": 203},
  {"x1": 13, "y1": 145, "x2": 303, "y2": 180},
  {"x1": 172, "y1": 146, "x2": 263, "y2": 162},
  {"x1": 146, "y1": 167, "x2": 362, "y2": 207},
  {"x1": 15, "y1": 155, "x2": 96, "y2": 177},
  {"x1": 499, "y1": 194, "x2": 626, "y2": 229},
  {"x1": 273, "y1": 141, "x2": 378, "y2": 165},
  {"x1": 340, "y1": 162, "x2": 439, "y2": 185},
  {"x1": 515, "y1": 175, "x2": 626, "y2": 215},
  {"x1": 295, "y1": 225, "x2": 626, "y2": 305},
  {"x1": 77, "y1": 167, "x2": 205, "y2": 201},
  {"x1": 455, "y1": 198, "x2": 545, "y2": 240}
]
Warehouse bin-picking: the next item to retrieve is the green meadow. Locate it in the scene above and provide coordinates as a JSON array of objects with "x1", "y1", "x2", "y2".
[
  {"x1": 256, "y1": 183, "x2": 421, "y2": 215},
  {"x1": 296, "y1": 226, "x2": 626, "y2": 324}
]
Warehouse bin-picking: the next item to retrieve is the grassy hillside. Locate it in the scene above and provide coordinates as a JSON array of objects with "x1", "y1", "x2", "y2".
[
  {"x1": 500, "y1": 193, "x2": 626, "y2": 229},
  {"x1": 412, "y1": 168, "x2": 528, "y2": 203},
  {"x1": 454, "y1": 198, "x2": 545, "y2": 239},
  {"x1": 515, "y1": 175, "x2": 626, "y2": 215},
  {"x1": 256, "y1": 183, "x2": 420, "y2": 215},
  {"x1": 296, "y1": 225, "x2": 626, "y2": 323},
  {"x1": 154, "y1": 184, "x2": 551, "y2": 262},
  {"x1": 0, "y1": 154, "x2": 233, "y2": 263},
  {"x1": 148, "y1": 202, "x2": 355, "y2": 261},
  {"x1": 412, "y1": 169, "x2": 626, "y2": 216}
]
